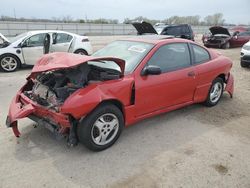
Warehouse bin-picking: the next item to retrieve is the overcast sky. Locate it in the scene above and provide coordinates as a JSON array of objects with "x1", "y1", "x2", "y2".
[{"x1": 1, "y1": 0, "x2": 250, "y2": 24}]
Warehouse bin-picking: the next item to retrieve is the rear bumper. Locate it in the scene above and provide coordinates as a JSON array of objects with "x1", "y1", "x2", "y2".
[
  {"x1": 241, "y1": 55, "x2": 250, "y2": 64},
  {"x1": 6, "y1": 91, "x2": 71, "y2": 137},
  {"x1": 225, "y1": 73, "x2": 234, "y2": 98}
]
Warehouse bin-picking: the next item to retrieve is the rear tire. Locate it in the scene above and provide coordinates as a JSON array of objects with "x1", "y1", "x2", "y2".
[
  {"x1": 204, "y1": 77, "x2": 224, "y2": 107},
  {"x1": 74, "y1": 49, "x2": 88, "y2": 55},
  {"x1": 0, "y1": 54, "x2": 20, "y2": 72},
  {"x1": 77, "y1": 104, "x2": 124, "y2": 151}
]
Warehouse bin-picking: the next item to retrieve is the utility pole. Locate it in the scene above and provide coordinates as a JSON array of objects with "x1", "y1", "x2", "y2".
[{"x1": 13, "y1": 8, "x2": 16, "y2": 21}]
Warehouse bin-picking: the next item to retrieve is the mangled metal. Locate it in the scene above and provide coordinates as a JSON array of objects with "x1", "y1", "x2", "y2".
[
  {"x1": 25, "y1": 62, "x2": 122, "y2": 110},
  {"x1": 6, "y1": 52, "x2": 125, "y2": 139}
]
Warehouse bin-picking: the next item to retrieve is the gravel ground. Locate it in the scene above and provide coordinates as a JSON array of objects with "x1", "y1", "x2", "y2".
[{"x1": 0, "y1": 35, "x2": 250, "y2": 188}]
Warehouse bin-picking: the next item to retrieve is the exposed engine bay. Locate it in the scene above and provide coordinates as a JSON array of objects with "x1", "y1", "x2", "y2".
[
  {"x1": 24, "y1": 63, "x2": 121, "y2": 110},
  {"x1": 207, "y1": 34, "x2": 230, "y2": 44}
]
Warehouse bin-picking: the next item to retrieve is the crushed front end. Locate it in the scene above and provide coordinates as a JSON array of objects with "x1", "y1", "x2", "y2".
[
  {"x1": 6, "y1": 79, "x2": 72, "y2": 138},
  {"x1": 6, "y1": 53, "x2": 125, "y2": 146}
]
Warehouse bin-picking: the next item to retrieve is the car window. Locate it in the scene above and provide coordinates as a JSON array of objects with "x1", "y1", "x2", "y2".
[
  {"x1": 9, "y1": 32, "x2": 29, "y2": 43},
  {"x1": 92, "y1": 40, "x2": 153, "y2": 74},
  {"x1": 24, "y1": 33, "x2": 46, "y2": 47},
  {"x1": 55, "y1": 33, "x2": 73, "y2": 43},
  {"x1": 191, "y1": 44, "x2": 210, "y2": 64},
  {"x1": 182, "y1": 26, "x2": 190, "y2": 33},
  {"x1": 147, "y1": 43, "x2": 191, "y2": 73},
  {"x1": 162, "y1": 26, "x2": 181, "y2": 35}
]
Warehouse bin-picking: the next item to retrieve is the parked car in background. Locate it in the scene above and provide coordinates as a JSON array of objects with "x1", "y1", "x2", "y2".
[
  {"x1": 0, "y1": 30, "x2": 93, "y2": 72},
  {"x1": 240, "y1": 40, "x2": 250, "y2": 67},
  {"x1": 6, "y1": 35, "x2": 234, "y2": 151},
  {"x1": 202, "y1": 26, "x2": 250, "y2": 49},
  {"x1": 156, "y1": 24, "x2": 195, "y2": 41},
  {"x1": 132, "y1": 21, "x2": 195, "y2": 41}
]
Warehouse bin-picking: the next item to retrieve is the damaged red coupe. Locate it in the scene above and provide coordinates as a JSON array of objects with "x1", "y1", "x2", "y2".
[{"x1": 6, "y1": 36, "x2": 234, "y2": 151}]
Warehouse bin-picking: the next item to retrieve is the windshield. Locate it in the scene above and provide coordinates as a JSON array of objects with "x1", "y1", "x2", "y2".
[
  {"x1": 92, "y1": 40, "x2": 154, "y2": 74},
  {"x1": 9, "y1": 32, "x2": 28, "y2": 43}
]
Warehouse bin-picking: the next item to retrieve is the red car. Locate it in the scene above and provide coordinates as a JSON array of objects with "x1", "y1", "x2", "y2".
[
  {"x1": 6, "y1": 36, "x2": 234, "y2": 151},
  {"x1": 202, "y1": 26, "x2": 250, "y2": 49}
]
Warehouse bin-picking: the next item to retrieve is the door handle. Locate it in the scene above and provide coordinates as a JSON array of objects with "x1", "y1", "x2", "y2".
[{"x1": 187, "y1": 71, "x2": 195, "y2": 77}]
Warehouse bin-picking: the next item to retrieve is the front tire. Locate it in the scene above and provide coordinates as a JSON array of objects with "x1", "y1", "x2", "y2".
[
  {"x1": 0, "y1": 54, "x2": 20, "y2": 72},
  {"x1": 240, "y1": 60, "x2": 248, "y2": 68},
  {"x1": 204, "y1": 77, "x2": 224, "y2": 107},
  {"x1": 222, "y1": 42, "x2": 230, "y2": 49},
  {"x1": 77, "y1": 104, "x2": 124, "y2": 151}
]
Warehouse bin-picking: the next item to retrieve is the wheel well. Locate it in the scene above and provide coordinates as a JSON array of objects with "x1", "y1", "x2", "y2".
[
  {"x1": 74, "y1": 49, "x2": 88, "y2": 55},
  {"x1": 98, "y1": 100, "x2": 124, "y2": 114},
  {"x1": 0, "y1": 53, "x2": 22, "y2": 67},
  {"x1": 217, "y1": 74, "x2": 226, "y2": 83}
]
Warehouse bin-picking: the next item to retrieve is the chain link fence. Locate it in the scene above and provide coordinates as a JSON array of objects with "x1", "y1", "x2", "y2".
[{"x1": 0, "y1": 21, "x2": 217, "y2": 37}]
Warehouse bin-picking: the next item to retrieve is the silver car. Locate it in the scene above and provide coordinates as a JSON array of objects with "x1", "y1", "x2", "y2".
[{"x1": 0, "y1": 30, "x2": 93, "y2": 72}]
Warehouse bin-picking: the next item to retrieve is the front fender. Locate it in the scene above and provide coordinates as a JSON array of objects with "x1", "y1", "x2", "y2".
[
  {"x1": 61, "y1": 84, "x2": 110, "y2": 119},
  {"x1": 61, "y1": 78, "x2": 134, "y2": 119}
]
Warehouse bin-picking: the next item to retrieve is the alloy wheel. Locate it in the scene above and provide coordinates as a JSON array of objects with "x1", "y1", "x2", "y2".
[
  {"x1": 91, "y1": 113, "x2": 119, "y2": 146},
  {"x1": 210, "y1": 82, "x2": 223, "y2": 103},
  {"x1": 0, "y1": 57, "x2": 18, "y2": 72}
]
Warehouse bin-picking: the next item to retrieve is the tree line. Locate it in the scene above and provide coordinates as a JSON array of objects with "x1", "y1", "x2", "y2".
[
  {"x1": 0, "y1": 13, "x2": 245, "y2": 26},
  {"x1": 124, "y1": 13, "x2": 235, "y2": 26}
]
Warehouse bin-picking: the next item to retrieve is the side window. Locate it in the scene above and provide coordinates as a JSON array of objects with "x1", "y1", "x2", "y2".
[
  {"x1": 192, "y1": 44, "x2": 210, "y2": 64},
  {"x1": 147, "y1": 43, "x2": 191, "y2": 73},
  {"x1": 55, "y1": 33, "x2": 73, "y2": 44},
  {"x1": 181, "y1": 26, "x2": 187, "y2": 34},
  {"x1": 24, "y1": 33, "x2": 46, "y2": 47},
  {"x1": 52, "y1": 33, "x2": 57, "y2": 43},
  {"x1": 162, "y1": 27, "x2": 180, "y2": 35}
]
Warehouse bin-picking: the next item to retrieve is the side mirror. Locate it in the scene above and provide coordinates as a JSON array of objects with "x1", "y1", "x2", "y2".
[{"x1": 141, "y1": 65, "x2": 162, "y2": 76}]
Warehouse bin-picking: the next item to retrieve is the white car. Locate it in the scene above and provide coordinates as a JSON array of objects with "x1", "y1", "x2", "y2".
[
  {"x1": 240, "y1": 40, "x2": 250, "y2": 67},
  {"x1": 0, "y1": 30, "x2": 93, "y2": 72}
]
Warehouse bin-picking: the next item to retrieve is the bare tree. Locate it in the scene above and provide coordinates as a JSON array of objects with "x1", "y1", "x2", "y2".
[{"x1": 204, "y1": 13, "x2": 225, "y2": 26}]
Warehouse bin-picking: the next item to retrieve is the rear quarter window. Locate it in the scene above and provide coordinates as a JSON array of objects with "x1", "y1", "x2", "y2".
[{"x1": 191, "y1": 44, "x2": 210, "y2": 64}]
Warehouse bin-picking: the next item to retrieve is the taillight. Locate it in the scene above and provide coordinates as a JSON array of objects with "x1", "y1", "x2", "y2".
[{"x1": 82, "y1": 38, "x2": 89, "y2": 42}]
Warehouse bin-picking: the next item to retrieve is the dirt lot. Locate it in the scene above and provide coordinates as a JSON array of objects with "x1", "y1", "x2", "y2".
[{"x1": 0, "y1": 36, "x2": 250, "y2": 188}]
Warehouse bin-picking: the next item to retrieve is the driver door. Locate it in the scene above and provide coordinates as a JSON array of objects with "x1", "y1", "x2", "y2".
[
  {"x1": 21, "y1": 33, "x2": 47, "y2": 65},
  {"x1": 135, "y1": 43, "x2": 197, "y2": 116},
  {"x1": 50, "y1": 32, "x2": 73, "y2": 52}
]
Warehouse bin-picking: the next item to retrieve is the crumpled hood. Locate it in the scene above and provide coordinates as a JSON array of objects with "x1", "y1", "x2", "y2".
[
  {"x1": 209, "y1": 26, "x2": 230, "y2": 36},
  {"x1": 31, "y1": 52, "x2": 125, "y2": 75}
]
